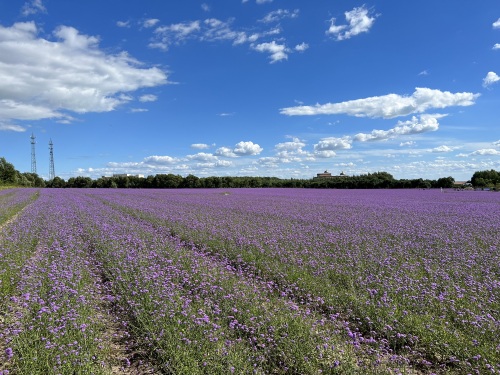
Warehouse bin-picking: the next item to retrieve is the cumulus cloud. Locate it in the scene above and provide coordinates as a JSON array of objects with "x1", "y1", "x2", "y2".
[
  {"x1": 314, "y1": 137, "x2": 352, "y2": 153},
  {"x1": 274, "y1": 137, "x2": 312, "y2": 162},
  {"x1": 252, "y1": 41, "x2": 289, "y2": 62},
  {"x1": 494, "y1": 140, "x2": 500, "y2": 147},
  {"x1": 493, "y1": 43, "x2": 500, "y2": 50},
  {"x1": 234, "y1": 141, "x2": 263, "y2": 155},
  {"x1": 326, "y1": 5, "x2": 377, "y2": 41},
  {"x1": 280, "y1": 88, "x2": 479, "y2": 118},
  {"x1": 493, "y1": 18, "x2": 500, "y2": 29},
  {"x1": 294, "y1": 42, "x2": 309, "y2": 52},
  {"x1": 353, "y1": 114, "x2": 442, "y2": 142},
  {"x1": 215, "y1": 147, "x2": 238, "y2": 158},
  {"x1": 0, "y1": 22, "x2": 168, "y2": 129},
  {"x1": 483, "y1": 71, "x2": 500, "y2": 87},
  {"x1": 275, "y1": 137, "x2": 306, "y2": 152},
  {"x1": 471, "y1": 149, "x2": 500, "y2": 155}
]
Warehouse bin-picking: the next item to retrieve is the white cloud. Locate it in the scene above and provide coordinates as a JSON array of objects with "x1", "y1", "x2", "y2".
[
  {"x1": 274, "y1": 137, "x2": 311, "y2": 162},
  {"x1": 215, "y1": 147, "x2": 238, "y2": 157},
  {"x1": 256, "y1": 0, "x2": 273, "y2": 3},
  {"x1": 0, "y1": 122, "x2": 26, "y2": 132},
  {"x1": 492, "y1": 43, "x2": 500, "y2": 50},
  {"x1": 252, "y1": 41, "x2": 289, "y2": 63},
  {"x1": 117, "y1": 21, "x2": 130, "y2": 28},
  {"x1": 471, "y1": 149, "x2": 500, "y2": 155},
  {"x1": 260, "y1": 9, "x2": 299, "y2": 23},
  {"x1": 280, "y1": 88, "x2": 479, "y2": 118},
  {"x1": 432, "y1": 145, "x2": 454, "y2": 153},
  {"x1": 400, "y1": 141, "x2": 416, "y2": 147},
  {"x1": 483, "y1": 71, "x2": 500, "y2": 87},
  {"x1": 258, "y1": 156, "x2": 280, "y2": 167},
  {"x1": 493, "y1": 140, "x2": 500, "y2": 147},
  {"x1": 353, "y1": 114, "x2": 442, "y2": 142},
  {"x1": 326, "y1": 5, "x2": 377, "y2": 41},
  {"x1": 139, "y1": 94, "x2": 158, "y2": 102},
  {"x1": 419, "y1": 70, "x2": 429, "y2": 76},
  {"x1": 130, "y1": 108, "x2": 148, "y2": 113},
  {"x1": 191, "y1": 143, "x2": 211, "y2": 149},
  {"x1": 315, "y1": 150, "x2": 337, "y2": 158},
  {"x1": 21, "y1": 0, "x2": 46, "y2": 16},
  {"x1": 234, "y1": 141, "x2": 263, "y2": 155},
  {"x1": 294, "y1": 42, "x2": 309, "y2": 52},
  {"x1": 143, "y1": 19, "x2": 160, "y2": 28},
  {"x1": 201, "y1": 3, "x2": 210, "y2": 12},
  {"x1": 143, "y1": 155, "x2": 178, "y2": 164},
  {"x1": 0, "y1": 22, "x2": 168, "y2": 125},
  {"x1": 152, "y1": 21, "x2": 201, "y2": 49},
  {"x1": 187, "y1": 152, "x2": 219, "y2": 162},
  {"x1": 149, "y1": 17, "x2": 294, "y2": 63},
  {"x1": 215, "y1": 160, "x2": 233, "y2": 167},
  {"x1": 493, "y1": 18, "x2": 500, "y2": 29},
  {"x1": 275, "y1": 137, "x2": 306, "y2": 152},
  {"x1": 314, "y1": 137, "x2": 352, "y2": 152}
]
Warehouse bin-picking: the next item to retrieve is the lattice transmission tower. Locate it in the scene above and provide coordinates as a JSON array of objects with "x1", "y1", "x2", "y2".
[
  {"x1": 49, "y1": 139, "x2": 55, "y2": 180},
  {"x1": 30, "y1": 133, "x2": 37, "y2": 174}
]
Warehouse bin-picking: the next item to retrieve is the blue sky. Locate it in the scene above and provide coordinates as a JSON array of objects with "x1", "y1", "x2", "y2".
[{"x1": 0, "y1": 0, "x2": 499, "y2": 181}]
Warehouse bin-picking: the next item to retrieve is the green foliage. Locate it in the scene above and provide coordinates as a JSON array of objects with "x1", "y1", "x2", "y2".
[
  {"x1": 0, "y1": 157, "x2": 45, "y2": 187},
  {"x1": 471, "y1": 169, "x2": 500, "y2": 188}
]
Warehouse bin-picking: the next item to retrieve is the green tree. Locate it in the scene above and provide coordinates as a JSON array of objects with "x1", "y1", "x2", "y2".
[
  {"x1": 182, "y1": 174, "x2": 200, "y2": 188},
  {"x1": 436, "y1": 176, "x2": 455, "y2": 188},
  {"x1": 21, "y1": 172, "x2": 46, "y2": 187},
  {"x1": 471, "y1": 170, "x2": 500, "y2": 187},
  {"x1": 0, "y1": 157, "x2": 19, "y2": 184}
]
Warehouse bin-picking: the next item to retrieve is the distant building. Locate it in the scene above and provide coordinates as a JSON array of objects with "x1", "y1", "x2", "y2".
[{"x1": 313, "y1": 170, "x2": 347, "y2": 180}]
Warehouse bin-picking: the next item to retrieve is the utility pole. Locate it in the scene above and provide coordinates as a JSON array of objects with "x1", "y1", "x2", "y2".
[
  {"x1": 49, "y1": 139, "x2": 55, "y2": 180},
  {"x1": 30, "y1": 133, "x2": 37, "y2": 174}
]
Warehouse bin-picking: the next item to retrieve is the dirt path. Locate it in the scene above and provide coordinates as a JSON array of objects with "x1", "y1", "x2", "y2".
[{"x1": 91, "y1": 265, "x2": 159, "y2": 375}]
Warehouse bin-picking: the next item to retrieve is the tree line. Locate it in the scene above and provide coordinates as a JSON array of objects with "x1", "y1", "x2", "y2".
[
  {"x1": 0, "y1": 157, "x2": 45, "y2": 187},
  {"x1": 43, "y1": 171, "x2": 458, "y2": 189},
  {"x1": 1, "y1": 156, "x2": 499, "y2": 190}
]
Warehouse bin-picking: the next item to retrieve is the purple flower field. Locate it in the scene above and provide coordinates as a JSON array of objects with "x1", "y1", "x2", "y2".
[{"x1": 0, "y1": 188, "x2": 499, "y2": 374}]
